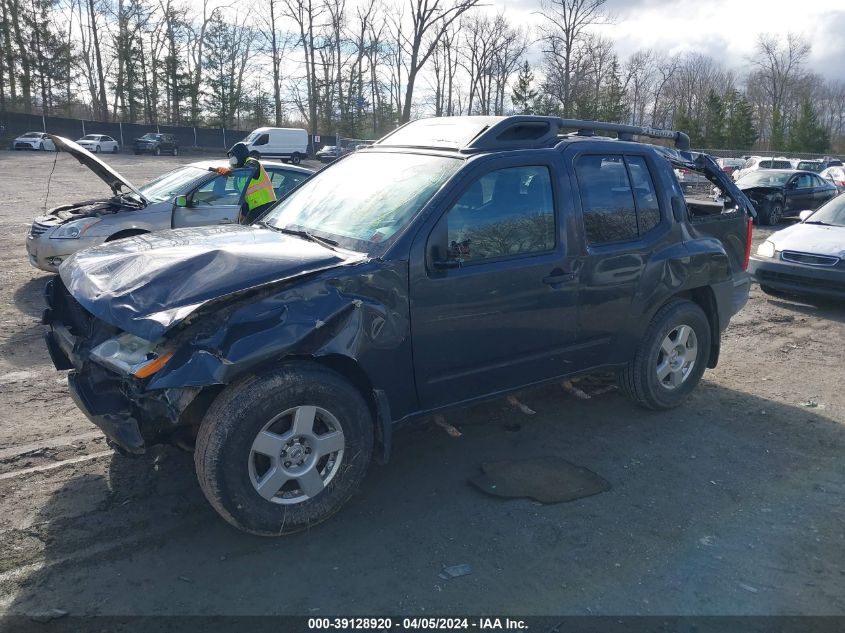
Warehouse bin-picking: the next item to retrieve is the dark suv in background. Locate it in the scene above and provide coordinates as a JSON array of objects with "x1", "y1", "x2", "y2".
[{"x1": 133, "y1": 133, "x2": 178, "y2": 156}]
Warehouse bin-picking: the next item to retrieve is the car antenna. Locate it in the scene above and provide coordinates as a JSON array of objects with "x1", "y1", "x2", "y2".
[{"x1": 43, "y1": 146, "x2": 59, "y2": 212}]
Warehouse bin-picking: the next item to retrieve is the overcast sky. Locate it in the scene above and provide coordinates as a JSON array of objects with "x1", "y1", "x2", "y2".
[{"x1": 496, "y1": 0, "x2": 845, "y2": 80}]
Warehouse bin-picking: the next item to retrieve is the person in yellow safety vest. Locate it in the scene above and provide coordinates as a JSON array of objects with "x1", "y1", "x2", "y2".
[{"x1": 209, "y1": 142, "x2": 278, "y2": 224}]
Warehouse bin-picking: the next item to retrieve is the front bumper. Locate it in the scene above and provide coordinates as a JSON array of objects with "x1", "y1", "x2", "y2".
[
  {"x1": 749, "y1": 256, "x2": 845, "y2": 300},
  {"x1": 26, "y1": 232, "x2": 106, "y2": 272}
]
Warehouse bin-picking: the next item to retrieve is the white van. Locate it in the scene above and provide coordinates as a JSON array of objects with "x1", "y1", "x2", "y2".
[{"x1": 242, "y1": 127, "x2": 308, "y2": 164}]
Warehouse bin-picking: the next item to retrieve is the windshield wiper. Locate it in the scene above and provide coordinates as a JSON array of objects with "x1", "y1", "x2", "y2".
[
  {"x1": 257, "y1": 223, "x2": 339, "y2": 250},
  {"x1": 804, "y1": 220, "x2": 835, "y2": 226}
]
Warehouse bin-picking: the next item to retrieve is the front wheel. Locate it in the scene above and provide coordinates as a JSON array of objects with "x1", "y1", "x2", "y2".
[
  {"x1": 194, "y1": 363, "x2": 374, "y2": 536},
  {"x1": 762, "y1": 200, "x2": 783, "y2": 226},
  {"x1": 618, "y1": 299, "x2": 711, "y2": 410},
  {"x1": 95, "y1": 145, "x2": 101, "y2": 153}
]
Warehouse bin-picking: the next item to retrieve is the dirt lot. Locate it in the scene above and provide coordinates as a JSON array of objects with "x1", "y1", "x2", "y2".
[{"x1": 0, "y1": 150, "x2": 843, "y2": 617}]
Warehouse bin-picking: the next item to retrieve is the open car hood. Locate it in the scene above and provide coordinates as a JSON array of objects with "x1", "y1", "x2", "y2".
[
  {"x1": 49, "y1": 135, "x2": 147, "y2": 203},
  {"x1": 59, "y1": 224, "x2": 365, "y2": 340}
]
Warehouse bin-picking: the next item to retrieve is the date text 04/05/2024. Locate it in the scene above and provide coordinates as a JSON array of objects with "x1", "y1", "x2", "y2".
[{"x1": 307, "y1": 618, "x2": 528, "y2": 630}]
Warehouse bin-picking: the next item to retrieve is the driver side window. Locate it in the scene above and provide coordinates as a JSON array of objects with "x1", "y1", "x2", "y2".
[
  {"x1": 192, "y1": 171, "x2": 248, "y2": 206},
  {"x1": 445, "y1": 166, "x2": 555, "y2": 264},
  {"x1": 254, "y1": 133, "x2": 270, "y2": 146},
  {"x1": 796, "y1": 174, "x2": 813, "y2": 189}
]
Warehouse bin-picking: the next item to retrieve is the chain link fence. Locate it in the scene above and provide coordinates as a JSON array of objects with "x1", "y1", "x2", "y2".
[{"x1": 0, "y1": 111, "x2": 336, "y2": 156}]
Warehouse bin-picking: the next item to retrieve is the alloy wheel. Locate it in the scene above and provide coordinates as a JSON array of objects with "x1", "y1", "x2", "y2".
[
  {"x1": 655, "y1": 325, "x2": 698, "y2": 390},
  {"x1": 248, "y1": 405, "x2": 345, "y2": 505}
]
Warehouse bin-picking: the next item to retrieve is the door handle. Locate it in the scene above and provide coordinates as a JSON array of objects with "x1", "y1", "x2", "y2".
[{"x1": 542, "y1": 269, "x2": 577, "y2": 285}]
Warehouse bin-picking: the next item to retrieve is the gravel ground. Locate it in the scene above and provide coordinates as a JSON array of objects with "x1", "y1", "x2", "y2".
[{"x1": 0, "y1": 150, "x2": 843, "y2": 617}]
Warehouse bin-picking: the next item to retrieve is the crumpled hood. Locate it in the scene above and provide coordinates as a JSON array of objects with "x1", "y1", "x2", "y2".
[
  {"x1": 738, "y1": 185, "x2": 782, "y2": 198},
  {"x1": 59, "y1": 224, "x2": 365, "y2": 340},
  {"x1": 769, "y1": 223, "x2": 845, "y2": 258}
]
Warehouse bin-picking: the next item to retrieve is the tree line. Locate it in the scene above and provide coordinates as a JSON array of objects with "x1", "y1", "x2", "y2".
[{"x1": 1, "y1": 0, "x2": 843, "y2": 152}]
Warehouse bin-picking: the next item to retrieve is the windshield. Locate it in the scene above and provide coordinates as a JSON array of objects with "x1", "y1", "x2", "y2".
[
  {"x1": 737, "y1": 172, "x2": 791, "y2": 187},
  {"x1": 805, "y1": 194, "x2": 845, "y2": 226},
  {"x1": 22, "y1": 132, "x2": 42, "y2": 138},
  {"x1": 261, "y1": 152, "x2": 461, "y2": 252},
  {"x1": 141, "y1": 133, "x2": 159, "y2": 140},
  {"x1": 798, "y1": 161, "x2": 822, "y2": 172},
  {"x1": 244, "y1": 131, "x2": 262, "y2": 143},
  {"x1": 138, "y1": 166, "x2": 207, "y2": 202},
  {"x1": 81, "y1": 135, "x2": 99, "y2": 140}
]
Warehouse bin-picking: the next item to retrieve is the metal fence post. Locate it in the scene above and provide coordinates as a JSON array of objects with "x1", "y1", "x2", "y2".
[
  {"x1": 42, "y1": 115, "x2": 47, "y2": 132},
  {"x1": 222, "y1": 128, "x2": 227, "y2": 149},
  {"x1": 81, "y1": 119, "x2": 85, "y2": 136},
  {"x1": 193, "y1": 127, "x2": 197, "y2": 148},
  {"x1": 119, "y1": 122, "x2": 124, "y2": 147}
]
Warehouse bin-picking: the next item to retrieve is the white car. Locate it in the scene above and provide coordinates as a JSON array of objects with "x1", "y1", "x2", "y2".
[
  {"x1": 820, "y1": 166, "x2": 845, "y2": 191},
  {"x1": 732, "y1": 156, "x2": 793, "y2": 181},
  {"x1": 76, "y1": 134, "x2": 120, "y2": 154},
  {"x1": 13, "y1": 132, "x2": 55, "y2": 151}
]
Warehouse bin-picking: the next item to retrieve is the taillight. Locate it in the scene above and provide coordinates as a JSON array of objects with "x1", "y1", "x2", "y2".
[{"x1": 743, "y1": 217, "x2": 753, "y2": 271}]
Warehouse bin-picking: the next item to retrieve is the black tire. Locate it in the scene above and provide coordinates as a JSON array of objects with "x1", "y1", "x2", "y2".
[
  {"x1": 38, "y1": 142, "x2": 44, "y2": 151},
  {"x1": 290, "y1": 153, "x2": 301, "y2": 165},
  {"x1": 194, "y1": 362, "x2": 374, "y2": 536},
  {"x1": 112, "y1": 145, "x2": 119, "y2": 153},
  {"x1": 761, "y1": 200, "x2": 783, "y2": 226},
  {"x1": 95, "y1": 145, "x2": 101, "y2": 153},
  {"x1": 618, "y1": 299, "x2": 712, "y2": 410}
]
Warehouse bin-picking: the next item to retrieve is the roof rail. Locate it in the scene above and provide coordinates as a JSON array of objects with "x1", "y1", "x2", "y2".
[
  {"x1": 374, "y1": 115, "x2": 691, "y2": 152},
  {"x1": 553, "y1": 119, "x2": 691, "y2": 151}
]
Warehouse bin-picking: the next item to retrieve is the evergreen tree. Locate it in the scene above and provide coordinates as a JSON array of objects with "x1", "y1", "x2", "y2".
[
  {"x1": 674, "y1": 106, "x2": 702, "y2": 147},
  {"x1": 599, "y1": 57, "x2": 627, "y2": 123},
  {"x1": 770, "y1": 108, "x2": 786, "y2": 152},
  {"x1": 789, "y1": 100, "x2": 830, "y2": 153},
  {"x1": 703, "y1": 91, "x2": 725, "y2": 148},
  {"x1": 511, "y1": 61, "x2": 537, "y2": 115},
  {"x1": 727, "y1": 95, "x2": 758, "y2": 150}
]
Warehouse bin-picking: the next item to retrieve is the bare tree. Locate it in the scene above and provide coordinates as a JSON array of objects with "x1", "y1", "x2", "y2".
[
  {"x1": 538, "y1": 0, "x2": 610, "y2": 117},
  {"x1": 394, "y1": 0, "x2": 480, "y2": 123}
]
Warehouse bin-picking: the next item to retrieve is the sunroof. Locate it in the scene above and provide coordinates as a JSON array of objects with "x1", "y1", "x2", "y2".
[{"x1": 377, "y1": 118, "x2": 492, "y2": 149}]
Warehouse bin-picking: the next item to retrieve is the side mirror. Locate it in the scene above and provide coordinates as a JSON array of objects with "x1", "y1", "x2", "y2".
[
  {"x1": 799, "y1": 210, "x2": 814, "y2": 222},
  {"x1": 786, "y1": 181, "x2": 797, "y2": 190},
  {"x1": 174, "y1": 195, "x2": 188, "y2": 208}
]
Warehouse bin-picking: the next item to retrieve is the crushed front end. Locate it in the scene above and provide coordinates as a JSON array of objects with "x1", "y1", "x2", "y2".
[{"x1": 43, "y1": 277, "x2": 203, "y2": 454}]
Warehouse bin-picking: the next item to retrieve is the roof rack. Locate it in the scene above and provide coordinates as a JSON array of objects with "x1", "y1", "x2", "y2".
[{"x1": 375, "y1": 115, "x2": 691, "y2": 152}]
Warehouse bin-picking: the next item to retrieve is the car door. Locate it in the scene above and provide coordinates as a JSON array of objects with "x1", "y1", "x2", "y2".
[
  {"x1": 409, "y1": 154, "x2": 580, "y2": 409},
  {"x1": 811, "y1": 174, "x2": 836, "y2": 207},
  {"x1": 565, "y1": 149, "x2": 668, "y2": 364},
  {"x1": 171, "y1": 169, "x2": 248, "y2": 228},
  {"x1": 786, "y1": 173, "x2": 814, "y2": 211}
]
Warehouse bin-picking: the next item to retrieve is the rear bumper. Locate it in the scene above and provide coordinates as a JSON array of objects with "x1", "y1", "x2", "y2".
[{"x1": 749, "y1": 256, "x2": 845, "y2": 300}]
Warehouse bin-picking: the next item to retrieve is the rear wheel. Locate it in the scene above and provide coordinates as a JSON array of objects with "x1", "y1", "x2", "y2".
[
  {"x1": 619, "y1": 299, "x2": 711, "y2": 410},
  {"x1": 112, "y1": 145, "x2": 119, "y2": 153},
  {"x1": 290, "y1": 153, "x2": 301, "y2": 165},
  {"x1": 194, "y1": 363, "x2": 374, "y2": 536}
]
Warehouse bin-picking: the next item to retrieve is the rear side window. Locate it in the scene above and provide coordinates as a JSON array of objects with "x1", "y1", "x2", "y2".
[
  {"x1": 445, "y1": 165, "x2": 555, "y2": 263},
  {"x1": 575, "y1": 154, "x2": 663, "y2": 245},
  {"x1": 772, "y1": 160, "x2": 792, "y2": 169}
]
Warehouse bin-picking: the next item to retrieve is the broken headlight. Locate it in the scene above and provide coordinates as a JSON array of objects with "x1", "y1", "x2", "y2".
[
  {"x1": 756, "y1": 240, "x2": 776, "y2": 258},
  {"x1": 51, "y1": 218, "x2": 101, "y2": 239},
  {"x1": 90, "y1": 332, "x2": 173, "y2": 378}
]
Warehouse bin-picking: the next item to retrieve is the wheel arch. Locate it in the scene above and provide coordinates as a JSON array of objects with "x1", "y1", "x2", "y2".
[
  {"x1": 105, "y1": 228, "x2": 149, "y2": 242},
  {"x1": 650, "y1": 286, "x2": 720, "y2": 368}
]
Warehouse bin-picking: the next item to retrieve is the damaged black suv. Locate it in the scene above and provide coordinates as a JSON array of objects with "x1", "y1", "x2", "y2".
[{"x1": 44, "y1": 116, "x2": 755, "y2": 535}]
